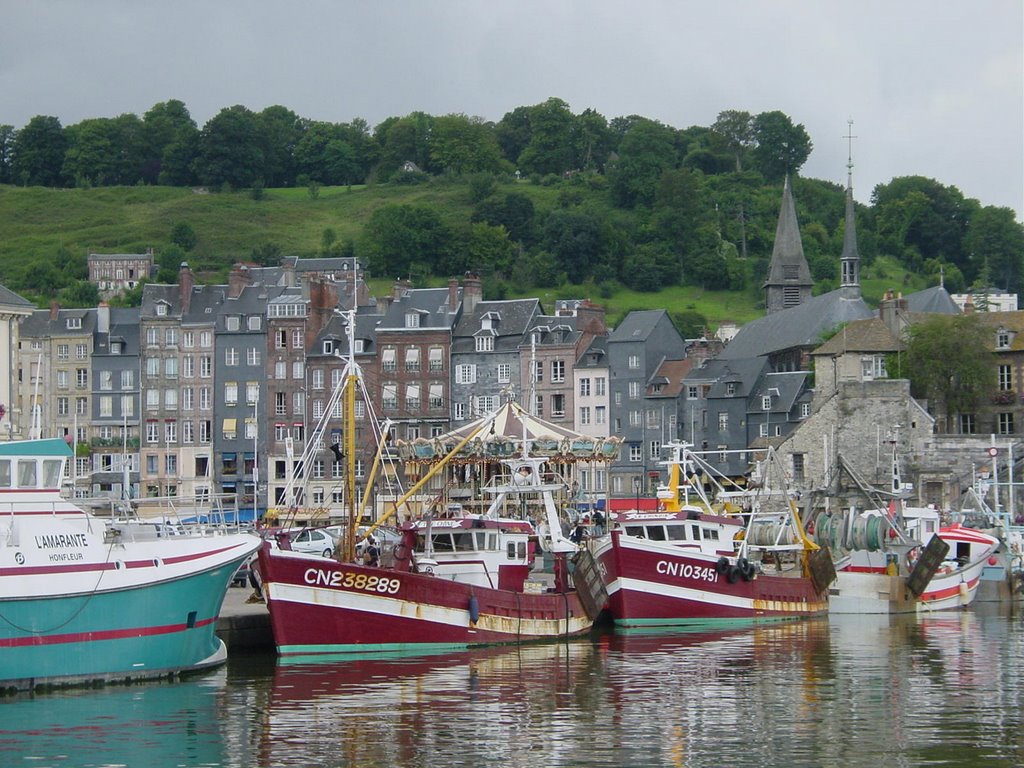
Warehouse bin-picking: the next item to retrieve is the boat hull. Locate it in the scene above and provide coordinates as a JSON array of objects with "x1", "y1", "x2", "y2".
[
  {"x1": 1, "y1": 536, "x2": 256, "y2": 692},
  {"x1": 259, "y1": 547, "x2": 592, "y2": 655},
  {"x1": 593, "y1": 531, "x2": 828, "y2": 627}
]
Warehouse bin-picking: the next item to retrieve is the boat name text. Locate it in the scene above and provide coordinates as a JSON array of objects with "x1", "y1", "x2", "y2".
[
  {"x1": 34, "y1": 533, "x2": 89, "y2": 550},
  {"x1": 656, "y1": 560, "x2": 719, "y2": 583},
  {"x1": 304, "y1": 568, "x2": 400, "y2": 595}
]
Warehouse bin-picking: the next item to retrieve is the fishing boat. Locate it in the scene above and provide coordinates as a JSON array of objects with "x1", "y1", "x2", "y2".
[
  {"x1": 814, "y1": 435, "x2": 998, "y2": 613},
  {"x1": 588, "y1": 442, "x2": 834, "y2": 628},
  {"x1": 0, "y1": 438, "x2": 260, "y2": 691},
  {"x1": 257, "y1": 316, "x2": 606, "y2": 656}
]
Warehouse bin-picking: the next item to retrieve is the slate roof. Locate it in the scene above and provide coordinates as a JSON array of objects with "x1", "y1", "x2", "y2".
[
  {"x1": 451, "y1": 298, "x2": 540, "y2": 354},
  {"x1": 376, "y1": 287, "x2": 459, "y2": 330},
  {"x1": 576, "y1": 336, "x2": 608, "y2": 369},
  {"x1": 812, "y1": 317, "x2": 902, "y2": 356},
  {"x1": 718, "y1": 289, "x2": 874, "y2": 360},
  {"x1": 902, "y1": 285, "x2": 960, "y2": 315},
  {"x1": 608, "y1": 309, "x2": 670, "y2": 342},
  {"x1": 763, "y1": 175, "x2": 812, "y2": 289},
  {"x1": 0, "y1": 284, "x2": 34, "y2": 309},
  {"x1": 685, "y1": 356, "x2": 770, "y2": 398}
]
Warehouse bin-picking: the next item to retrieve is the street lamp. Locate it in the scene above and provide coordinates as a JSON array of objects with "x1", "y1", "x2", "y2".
[{"x1": 633, "y1": 475, "x2": 642, "y2": 511}]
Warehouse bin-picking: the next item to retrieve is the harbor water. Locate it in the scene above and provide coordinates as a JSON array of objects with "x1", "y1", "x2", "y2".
[{"x1": 2, "y1": 606, "x2": 1022, "y2": 767}]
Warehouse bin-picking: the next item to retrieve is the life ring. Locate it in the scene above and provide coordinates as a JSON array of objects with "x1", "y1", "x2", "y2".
[{"x1": 715, "y1": 556, "x2": 730, "y2": 575}]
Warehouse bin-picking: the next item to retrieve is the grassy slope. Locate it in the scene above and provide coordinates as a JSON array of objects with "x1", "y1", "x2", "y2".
[{"x1": 0, "y1": 183, "x2": 925, "y2": 329}]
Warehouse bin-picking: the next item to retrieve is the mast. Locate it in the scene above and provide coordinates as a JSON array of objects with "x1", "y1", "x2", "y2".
[{"x1": 342, "y1": 309, "x2": 359, "y2": 562}]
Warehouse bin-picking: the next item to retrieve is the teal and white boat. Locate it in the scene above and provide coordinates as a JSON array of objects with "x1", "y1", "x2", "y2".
[{"x1": 0, "y1": 438, "x2": 260, "y2": 691}]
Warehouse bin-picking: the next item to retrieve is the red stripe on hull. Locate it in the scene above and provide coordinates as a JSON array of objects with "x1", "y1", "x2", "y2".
[{"x1": 0, "y1": 616, "x2": 216, "y2": 648}]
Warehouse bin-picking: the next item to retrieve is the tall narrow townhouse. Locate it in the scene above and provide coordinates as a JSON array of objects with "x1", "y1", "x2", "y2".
[
  {"x1": 520, "y1": 299, "x2": 607, "y2": 426},
  {"x1": 574, "y1": 336, "x2": 611, "y2": 501},
  {"x1": 17, "y1": 305, "x2": 95, "y2": 495},
  {"x1": 89, "y1": 303, "x2": 141, "y2": 501},
  {"x1": 374, "y1": 280, "x2": 461, "y2": 444},
  {"x1": 302, "y1": 308, "x2": 380, "y2": 521},
  {"x1": 214, "y1": 270, "x2": 274, "y2": 517},
  {"x1": 450, "y1": 282, "x2": 540, "y2": 424},
  {"x1": 605, "y1": 309, "x2": 687, "y2": 499},
  {"x1": 0, "y1": 284, "x2": 34, "y2": 439},
  {"x1": 139, "y1": 268, "x2": 225, "y2": 507}
]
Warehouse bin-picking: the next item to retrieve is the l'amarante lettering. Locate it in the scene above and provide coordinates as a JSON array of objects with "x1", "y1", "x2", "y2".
[{"x1": 35, "y1": 533, "x2": 89, "y2": 549}]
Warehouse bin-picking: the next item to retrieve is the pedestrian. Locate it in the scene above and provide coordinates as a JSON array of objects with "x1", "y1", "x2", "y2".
[
  {"x1": 363, "y1": 536, "x2": 380, "y2": 567},
  {"x1": 593, "y1": 509, "x2": 605, "y2": 536}
]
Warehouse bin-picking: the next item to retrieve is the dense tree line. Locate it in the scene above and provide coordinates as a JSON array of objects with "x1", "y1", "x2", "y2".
[{"x1": 1, "y1": 98, "x2": 1021, "y2": 301}]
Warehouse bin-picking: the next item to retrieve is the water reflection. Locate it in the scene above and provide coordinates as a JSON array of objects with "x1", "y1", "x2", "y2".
[{"x1": 1, "y1": 612, "x2": 1022, "y2": 768}]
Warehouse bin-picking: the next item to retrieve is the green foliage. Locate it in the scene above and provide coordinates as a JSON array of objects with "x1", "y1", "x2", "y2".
[
  {"x1": 904, "y1": 313, "x2": 996, "y2": 432},
  {"x1": 751, "y1": 111, "x2": 812, "y2": 182},
  {"x1": 171, "y1": 222, "x2": 197, "y2": 251},
  {"x1": 670, "y1": 309, "x2": 710, "y2": 338},
  {"x1": 359, "y1": 204, "x2": 451, "y2": 278}
]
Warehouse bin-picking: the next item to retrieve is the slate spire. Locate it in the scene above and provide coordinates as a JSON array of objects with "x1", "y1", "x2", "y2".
[
  {"x1": 840, "y1": 120, "x2": 861, "y2": 298},
  {"x1": 763, "y1": 175, "x2": 813, "y2": 314}
]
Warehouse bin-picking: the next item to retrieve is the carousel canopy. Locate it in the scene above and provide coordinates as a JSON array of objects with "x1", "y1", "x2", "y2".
[{"x1": 395, "y1": 400, "x2": 621, "y2": 464}]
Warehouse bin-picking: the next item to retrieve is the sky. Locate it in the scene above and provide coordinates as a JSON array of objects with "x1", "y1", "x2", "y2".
[{"x1": 1, "y1": 1, "x2": 1021, "y2": 219}]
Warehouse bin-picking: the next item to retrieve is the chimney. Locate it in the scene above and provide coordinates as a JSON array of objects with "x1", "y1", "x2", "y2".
[
  {"x1": 97, "y1": 302, "x2": 110, "y2": 334},
  {"x1": 392, "y1": 279, "x2": 411, "y2": 300},
  {"x1": 575, "y1": 299, "x2": 607, "y2": 336},
  {"x1": 448, "y1": 278, "x2": 459, "y2": 311},
  {"x1": 963, "y1": 294, "x2": 975, "y2": 314},
  {"x1": 178, "y1": 262, "x2": 195, "y2": 313},
  {"x1": 228, "y1": 263, "x2": 252, "y2": 298},
  {"x1": 463, "y1": 272, "x2": 482, "y2": 314},
  {"x1": 879, "y1": 289, "x2": 909, "y2": 339},
  {"x1": 49, "y1": 301, "x2": 60, "y2": 321},
  {"x1": 306, "y1": 277, "x2": 339, "y2": 348}
]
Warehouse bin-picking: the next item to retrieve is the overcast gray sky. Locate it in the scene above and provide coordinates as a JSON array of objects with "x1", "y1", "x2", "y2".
[{"x1": 2, "y1": 1, "x2": 1021, "y2": 218}]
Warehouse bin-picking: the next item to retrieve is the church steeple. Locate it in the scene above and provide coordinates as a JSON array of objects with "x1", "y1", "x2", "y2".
[
  {"x1": 840, "y1": 119, "x2": 861, "y2": 298},
  {"x1": 763, "y1": 174, "x2": 813, "y2": 314}
]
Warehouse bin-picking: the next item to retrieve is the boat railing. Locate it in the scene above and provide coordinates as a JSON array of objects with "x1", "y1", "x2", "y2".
[{"x1": 422, "y1": 556, "x2": 497, "y2": 588}]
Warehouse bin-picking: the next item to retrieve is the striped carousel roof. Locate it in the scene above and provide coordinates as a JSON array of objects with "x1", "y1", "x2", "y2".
[{"x1": 396, "y1": 400, "x2": 621, "y2": 464}]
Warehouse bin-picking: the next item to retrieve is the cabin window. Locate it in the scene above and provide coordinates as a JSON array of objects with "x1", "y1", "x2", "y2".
[
  {"x1": 507, "y1": 542, "x2": 517, "y2": 558},
  {"x1": 454, "y1": 533, "x2": 475, "y2": 551},
  {"x1": 43, "y1": 460, "x2": 62, "y2": 488},
  {"x1": 705, "y1": 529, "x2": 720, "y2": 541},
  {"x1": 431, "y1": 534, "x2": 454, "y2": 552},
  {"x1": 518, "y1": 542, "x2": 527, "y2": 558},
  {"x1": 647, "y1": 526, "x2": 667, "y2": 541},
  {"x1": 0, "y1": 460, "x2": 10, "y2": 487},
  {"x1": 625, "y1": 525, "x2": 646, "y2": 538},
  {"x1": 690, "y1": 525, "x2": 702, "y2": 540},
  {"x1": 667, "y1": 526, "x2": 688, "y2": 542},
  {"x1": 17, "y1": 459, "x2": 36, "y2": 488}
]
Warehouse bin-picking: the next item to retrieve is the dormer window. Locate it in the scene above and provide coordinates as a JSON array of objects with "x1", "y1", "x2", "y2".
[
  {"x1": 405, "y1": 312, "x2": 420, "y2": 329},
  {"x1": 155, "y1": 304, "x2": 167, "y2": 317},
  {"x1": 225, "y1": 316, "x2": 240, "y2": 331},
  {"x1": 353, "y1": 339, "x2": 364, "y2": 354},
  {"x1": 997, "y1": 329, "x2": 1010, "y2": 349},
  {"x1": 247, "y1": 316, "x2": 261, "y2": 331},
  {"x1": 67, "y1": 317, "x2": 82, "y2": 329},
  {"x1": 726, "y1": 382, "x2": 736, "y2": 395},
  {"x1": 475, "y1": 335, "x2": 494, "y2": 352},
  {"x1": 762, "y1": 395, "x2": 772, "y2": 410},
  {"x1": 323, "y1": 340, "x2": 335, "y2": 355},
  {"x1": 111, "y1": 342, "x2": 122, "y2": 355},
  {"x1": 482, "y1": 311, "x2": 500, "y2": 331}
]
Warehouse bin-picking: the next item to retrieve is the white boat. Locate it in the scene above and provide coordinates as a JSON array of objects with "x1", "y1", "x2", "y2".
[{"x1": 0, "y1": 438, "x2": 260, "y2": 690}]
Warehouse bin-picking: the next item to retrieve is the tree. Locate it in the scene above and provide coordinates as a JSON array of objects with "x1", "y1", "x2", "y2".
[
  {"x1": 608, "y1": 118, "x2": 678, "y2": 208},
  {"x1": 871, "y1": 176, "x2": 971, "y2": 272},
  {"x1": 257, "y1": 105, "x2": 303, "y2": 187},
  {"x1": 517, "y1": 98, "x2": 577, "y2": 176},
  {"x1": 574, "y1": 108, "x2": 612, "y2": 171},
  {"x1": 652, "y1": 167, "x2": 707, "y2": 259},
  {"x1": 171, "y1": 222, "x2": 197, "y2": 251},
  {"x1": 711, "y1": 110, "x2": 754, "y2": 171},
  {"x1": 621, "y1": 243, "x2": 678, "y2": 291},
  {"x1": 429, "y1": 114, "x2": 507, "y2": 175},
  {"x1": 963, "y1": 206, "x2": 1024, "y2": 295},
  {"x1": 376, "y1": 112, "x2": 432, "y2": 178},
  {"x1": 751, "y1": 111, "x2": 812, "y2": 182},
  {"x1": 541, "y1": 209, "x2": 603, "y2": 283},
  {"x1": 62, "y1": 118, "x2": 118, "y2": 185},
  {"x1": 194, "y1": 105, "x2": 265, "y2": 188},
  {"x1": 472, "y1": 191, "x2": 536, "y2": 245},
  {"x1": 494, "y1": 106, "x2": 533, "y2": 166},
  {"x1": 0, "y1": 124, "x2": 14, "y2": 184},
  {"x1": 901, "y1": 314, "x2": 995, "y2": 433},
  {"x1": 11, "y1": 115, "x2": 67, "y2": 186},
  {"x1": 142, "y1": 99, "x2": 197, "y2": 184},
  {"x1": 359, "y1": 204, "x2": 451, "y2": 277}
]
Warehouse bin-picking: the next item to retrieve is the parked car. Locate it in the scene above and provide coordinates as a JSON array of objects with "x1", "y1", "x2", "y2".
[{"x1": 285, "y1": 527, "x2": 337, "y2": 558}]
